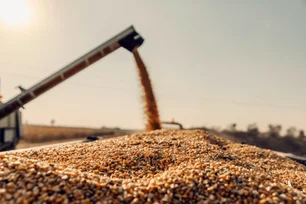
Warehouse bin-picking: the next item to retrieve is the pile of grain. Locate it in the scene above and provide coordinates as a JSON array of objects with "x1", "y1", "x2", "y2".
[{"x1": 1, "y1": 130, "x2": 306, "y2": 203}]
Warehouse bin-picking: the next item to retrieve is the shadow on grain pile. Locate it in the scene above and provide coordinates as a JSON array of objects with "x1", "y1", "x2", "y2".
[{"x1": 1, "y1": 129, "x2": 306, "y2": 203}]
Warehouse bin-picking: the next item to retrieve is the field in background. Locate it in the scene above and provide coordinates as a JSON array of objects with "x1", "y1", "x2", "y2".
[
  {"x1": 22, "y1": 124, "x2": 140, "y2": 143},
  {"x1": 15, "y1": 124, "x2": 141, "y2": 150}
]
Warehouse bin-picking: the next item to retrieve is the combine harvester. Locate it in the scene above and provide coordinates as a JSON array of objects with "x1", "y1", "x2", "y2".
[{"x1": 0, "y1": 25, "x2": 144, "y2": 151}]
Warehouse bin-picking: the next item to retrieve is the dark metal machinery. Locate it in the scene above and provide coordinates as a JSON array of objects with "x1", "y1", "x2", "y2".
[
  {"x1": 0, "y1": 25, "x2": 144, "y2": 120},
  {"x1": 0, "y1": 25, "x2": 144, "y2": 151}
]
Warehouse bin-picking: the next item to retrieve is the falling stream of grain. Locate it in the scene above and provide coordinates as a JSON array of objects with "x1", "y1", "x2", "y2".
[{"x1": 132, "y1": 47, "x2": 161, "y2": 131}]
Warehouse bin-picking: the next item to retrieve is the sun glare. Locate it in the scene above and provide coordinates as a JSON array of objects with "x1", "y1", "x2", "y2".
[{"x1": 0, "y1": 0, "x2": 32, "y2": 27}]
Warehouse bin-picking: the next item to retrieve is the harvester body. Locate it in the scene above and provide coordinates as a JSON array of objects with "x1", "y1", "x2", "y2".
[{"x1": 0, "y1": 101, "x2": 23, "y2": 151}]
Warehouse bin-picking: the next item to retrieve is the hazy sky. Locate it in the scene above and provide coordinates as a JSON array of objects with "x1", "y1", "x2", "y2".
[{"x1": 0, "y1": 0, "x2": 305, "y2": 132}]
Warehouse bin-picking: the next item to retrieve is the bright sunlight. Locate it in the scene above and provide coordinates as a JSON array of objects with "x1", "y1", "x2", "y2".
[{"x1": 0, "y1": 0, "x2": 32, "y2": 28}]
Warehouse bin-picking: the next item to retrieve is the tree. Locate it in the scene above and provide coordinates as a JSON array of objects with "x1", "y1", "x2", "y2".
[
  {"x1": 268, "y1": 124, "x2": 282, "y2": 137},
  {"x1": 286, "y1": 126, "x2": 297, "y2": 137},
  {"x1": 247, "y1": 123, "x2": 259, "y2": 135},
  {"x1": 298, "y1": 130, "x2": 305, "y2": 140},
  {"x1": 228, "y1": 123, "x2": 237, "y2": 132}
]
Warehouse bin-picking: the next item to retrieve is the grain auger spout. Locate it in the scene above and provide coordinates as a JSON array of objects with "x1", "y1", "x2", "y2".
[
  {"x1": 0, "y1": 26, "x2": 145, "y2": 151},
  {"x1": 0, "y1": 26, "x2": 144, "y2": 120}
]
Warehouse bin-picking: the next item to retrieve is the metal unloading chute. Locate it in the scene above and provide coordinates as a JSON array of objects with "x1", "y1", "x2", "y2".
[
  {"x1": 0, "y1": 25, "x2": 144, "y2": 120},
  {"x1": 0, "y1": 25, "x2": 144, "y2": 151}
]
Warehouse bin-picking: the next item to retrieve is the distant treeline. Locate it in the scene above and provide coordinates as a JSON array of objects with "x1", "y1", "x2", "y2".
[{"x1": 193, "y1": 123, "x2": 306, "y2": 157}]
